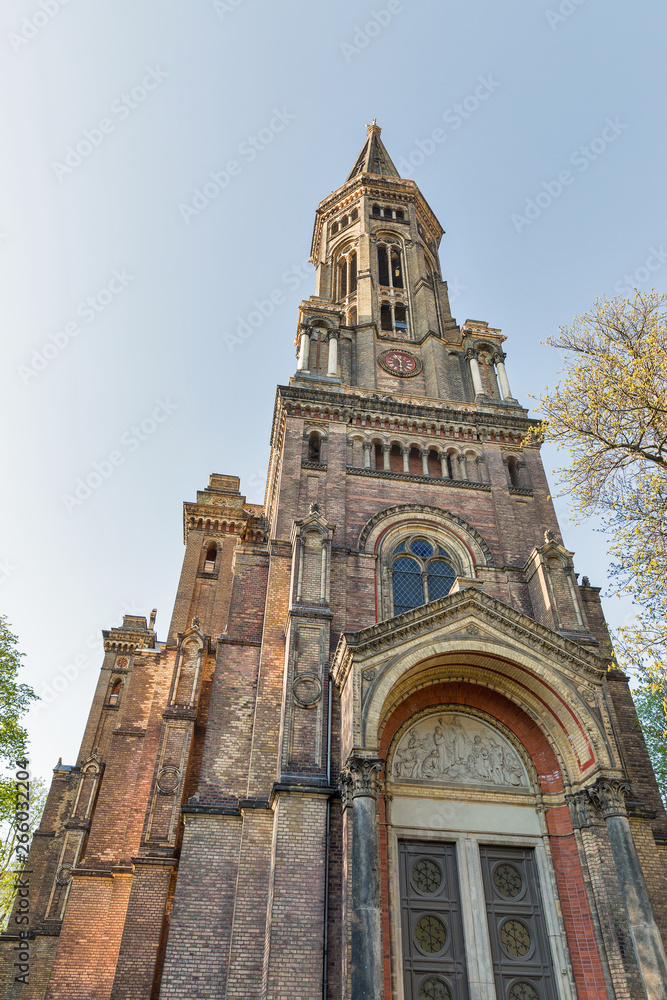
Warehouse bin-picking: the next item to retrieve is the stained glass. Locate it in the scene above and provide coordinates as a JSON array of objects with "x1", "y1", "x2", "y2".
[
  {"x1": 393, "y1": 556, "x2": 423, "y2": 615},
  {"x1": 411, "y1": 538, "x2": 434, "y2": 558},
  {"x1": 427, "y1": 559, "x2": 456, "y2": 600}
]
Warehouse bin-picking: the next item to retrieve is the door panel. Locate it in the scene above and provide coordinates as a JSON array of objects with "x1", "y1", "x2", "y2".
[
  {"x1": 479, "y1": 845, "x2": 557, "y2": 1000},
  {"x1": 399, "y1": 841, "x2": 469, "y2": 1000}
]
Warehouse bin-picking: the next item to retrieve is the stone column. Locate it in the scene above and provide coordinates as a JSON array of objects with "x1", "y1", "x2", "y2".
[
  {"x1": 297, "y1": 331, "x2": 310, "y2": 371},
  {"x1": 341, "y1": 755, "x2": 383, "y2": 1000},
  {"x1": 466, "y1": 349, "x2": 484, "y2": 397},
  {"x1": 588, "y1": 777, "x2": 667, "y2": 999},
  {"x1": 457, "y1": 453, "x2": 467, "y2": 481},
  {"x1": 382, "y1": 444, "x2": 391, "y2": 471},
  {"x1": 493, "y1": 351, "x2": 516, "y2": 401},
  {"x1": 420, "y1": 448, "x2": 429, "y2": 476},
  {"x1": 363, "y1": 441, "x2": 372, "y2": 470},
  {"x1": 327, "y1": 333, "x2": 338, "y2": 377},
  {"x1": 402, "y1": 446, "x2": 409, "y2": 474},
  {"x1": 440, "y1": 452, "x2": 450, "y2": 478}
]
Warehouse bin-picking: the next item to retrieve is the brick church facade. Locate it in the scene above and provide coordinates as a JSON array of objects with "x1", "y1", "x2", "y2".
[{"x1": 2, "y1": 124, "x2": 667, "y2": 1000}]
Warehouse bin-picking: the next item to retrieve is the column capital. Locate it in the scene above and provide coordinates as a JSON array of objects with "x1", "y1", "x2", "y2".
[
  {"x1": 465, "y1": 347, "x2": 479, "y2": 361},
  {"x1": 492, "y1": 350, "x2": 507, "y2": 364},
  {"x1": 566, "y1": 789, "x2": 604, "y2": 829},
  {"x1": 340, "y1": 754, "x2": 383, "y2": 807},
  {"x1": 587, "y1": 776, "x2": 631, "y2": 819}
]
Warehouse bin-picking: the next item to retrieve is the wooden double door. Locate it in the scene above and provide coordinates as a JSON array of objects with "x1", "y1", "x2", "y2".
[{"x1": 398, "y1": 840, "x2": 558, "y2": 1000}]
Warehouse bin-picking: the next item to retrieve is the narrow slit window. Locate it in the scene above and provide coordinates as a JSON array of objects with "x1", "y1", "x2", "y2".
[
  {"x1": 339, "y1": 259, "x2": 347, "y2": 299},
  {"x1": 395, "y1": 303, "x2": 407, "y2": 332},
  {"x1": 381, "y1": 303, "x2": 393, "y2": 331},
  {"x1": 204, "y1": 544, "x2": 217, "y2": 572},
  {"x1": 349, "y1": 252, "x2": 357, "y2": 293},
  {"x1": 378, "y1": 245, "x2": 390, "y2": 286},
  {"x1": 308, "y1": 432, "x2": 322, "y2": 463},
  {"x1": 391, "y1": 249, "x2": 403, "y2": 288}
]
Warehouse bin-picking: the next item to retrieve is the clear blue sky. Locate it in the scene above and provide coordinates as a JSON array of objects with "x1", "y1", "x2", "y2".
[{"x1": 2, "y1": 0, "x2": 665, "y2": 783}]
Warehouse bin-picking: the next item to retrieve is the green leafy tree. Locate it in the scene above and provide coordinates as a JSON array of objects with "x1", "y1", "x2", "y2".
[
  {"x1": 535, "y1": 289, "x2": 667, "y2": 706},
  {"x1": 632, "y1": 684, "x2": 667, "y2": 806},
  {"x1": 0, "y1": 615, "x2": 39, "y2": 928},
  {"x1": 0, "y1": 776, "x2": 47, "y2": 929}
]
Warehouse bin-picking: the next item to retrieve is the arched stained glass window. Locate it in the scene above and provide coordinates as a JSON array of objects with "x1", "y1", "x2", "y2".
[
  {"x1": 427, "y1": 559, "x2": 457, "y2": 601},
  {"x1": 392, "y1": 557, "x2": 424, "y2": 615},
  {"x1": 391, "y1": 537, "x2": 457, "y2": 617}
]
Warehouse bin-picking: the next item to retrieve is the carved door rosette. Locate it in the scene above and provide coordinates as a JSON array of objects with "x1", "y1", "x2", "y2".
[{"x1": 339, "y1": 754, "x2": 383, "y2": 810}]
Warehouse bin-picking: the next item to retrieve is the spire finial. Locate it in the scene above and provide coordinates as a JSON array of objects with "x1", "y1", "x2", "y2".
[{"x1": 366, "y1": 118, "x2": 380, "y2": 134}]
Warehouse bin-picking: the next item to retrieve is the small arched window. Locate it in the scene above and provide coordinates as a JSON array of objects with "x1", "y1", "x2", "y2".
[
  {"x1": 109, "y1": 680, "x2": 121, "y2": 706},
  {"x1": 372, "y1": 204, "x2": 381, "y2": 217},
  {"x1": 391, "y1": 537, "x2": 456, "y2": 616},
  {"x1": 351, "y1": 208, "x2": 358, "y2": 221},
  {"x1": 308, "y1": 431, "x2": 322, "y2": 463},
  {"x1": 341, "y1": 215, "x2": 349, "y2": 227},
  {"x1": 331, "y1": 221, "x2": 339, "y2": 235},
  {"x1": 507, "y1": 455, "x2": 520, "y2": 488},
  {"x1": 204, "y1": 544, "x2": 217, "y2": 572},
  {"x1": 396, "y1": 208, "x2": 404, "y2": 221}
]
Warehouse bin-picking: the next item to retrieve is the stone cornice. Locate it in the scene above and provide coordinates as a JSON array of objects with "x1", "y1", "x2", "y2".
[
  {"x1": 330, "y1": 588, "x2": 605, "y2": 690},
  {"x1": 347, "y1": 467, "x2": 492, "y2": 491},
  {"x1": 274, "y1": 385, "x2": 536, "y2": 435}
]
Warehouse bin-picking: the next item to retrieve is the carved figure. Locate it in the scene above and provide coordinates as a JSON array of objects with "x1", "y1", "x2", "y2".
[{"x1": 393, "y1": 712, "x2": 528, "y2": 788}]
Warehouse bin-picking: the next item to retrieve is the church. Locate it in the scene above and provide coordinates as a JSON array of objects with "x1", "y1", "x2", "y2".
[{"x1": 2, "y1": 124, "x2": 666, "y2": 1000}]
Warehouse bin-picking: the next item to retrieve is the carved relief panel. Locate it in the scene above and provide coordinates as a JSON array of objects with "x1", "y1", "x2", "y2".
[{"x1": 392, "y1": 712, "x2": 530, "y2": 790}]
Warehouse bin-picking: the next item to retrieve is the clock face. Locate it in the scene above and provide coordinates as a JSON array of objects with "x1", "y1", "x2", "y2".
[{"x1": 378, "y1": 349, "x2": 422, "y2": 377}]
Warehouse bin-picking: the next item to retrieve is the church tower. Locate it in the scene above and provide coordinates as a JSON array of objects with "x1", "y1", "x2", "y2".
[{"x1": 2, "y1": 125, "x2": 666, "y2": 1000}]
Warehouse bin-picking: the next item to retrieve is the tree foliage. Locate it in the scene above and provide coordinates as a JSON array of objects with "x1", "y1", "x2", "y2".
[
  {"x1": 632, "y1": 684, "x2": 667, "y2": 806},
  {"x1": 0, "y1": 776, "x2": 47, "y2": 930},
  {"x1": 0, "y1": 615, "x2": 40, "y2": 928},
  {"x1": 536, "y1": 290, "x2": 667, "y2": 702}
]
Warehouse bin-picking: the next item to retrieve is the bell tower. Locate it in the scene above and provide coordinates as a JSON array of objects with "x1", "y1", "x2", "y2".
[{"x1": 295, "y1": 120, "x2": 516, "y2": 407}]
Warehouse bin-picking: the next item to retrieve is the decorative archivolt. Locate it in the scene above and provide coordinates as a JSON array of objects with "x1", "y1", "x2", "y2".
[{"x1": 358, "y1": 503, "x2": 495, "y2": 568}]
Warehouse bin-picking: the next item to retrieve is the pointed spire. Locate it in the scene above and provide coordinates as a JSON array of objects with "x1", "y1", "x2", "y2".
[{"x1": 346, "y1": 120, "x2": 401, "y2": 181}]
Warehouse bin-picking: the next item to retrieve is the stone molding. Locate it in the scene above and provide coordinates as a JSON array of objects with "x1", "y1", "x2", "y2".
[{"x1": 357, "y1": 503, "x2": 496, "y2": 565}]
